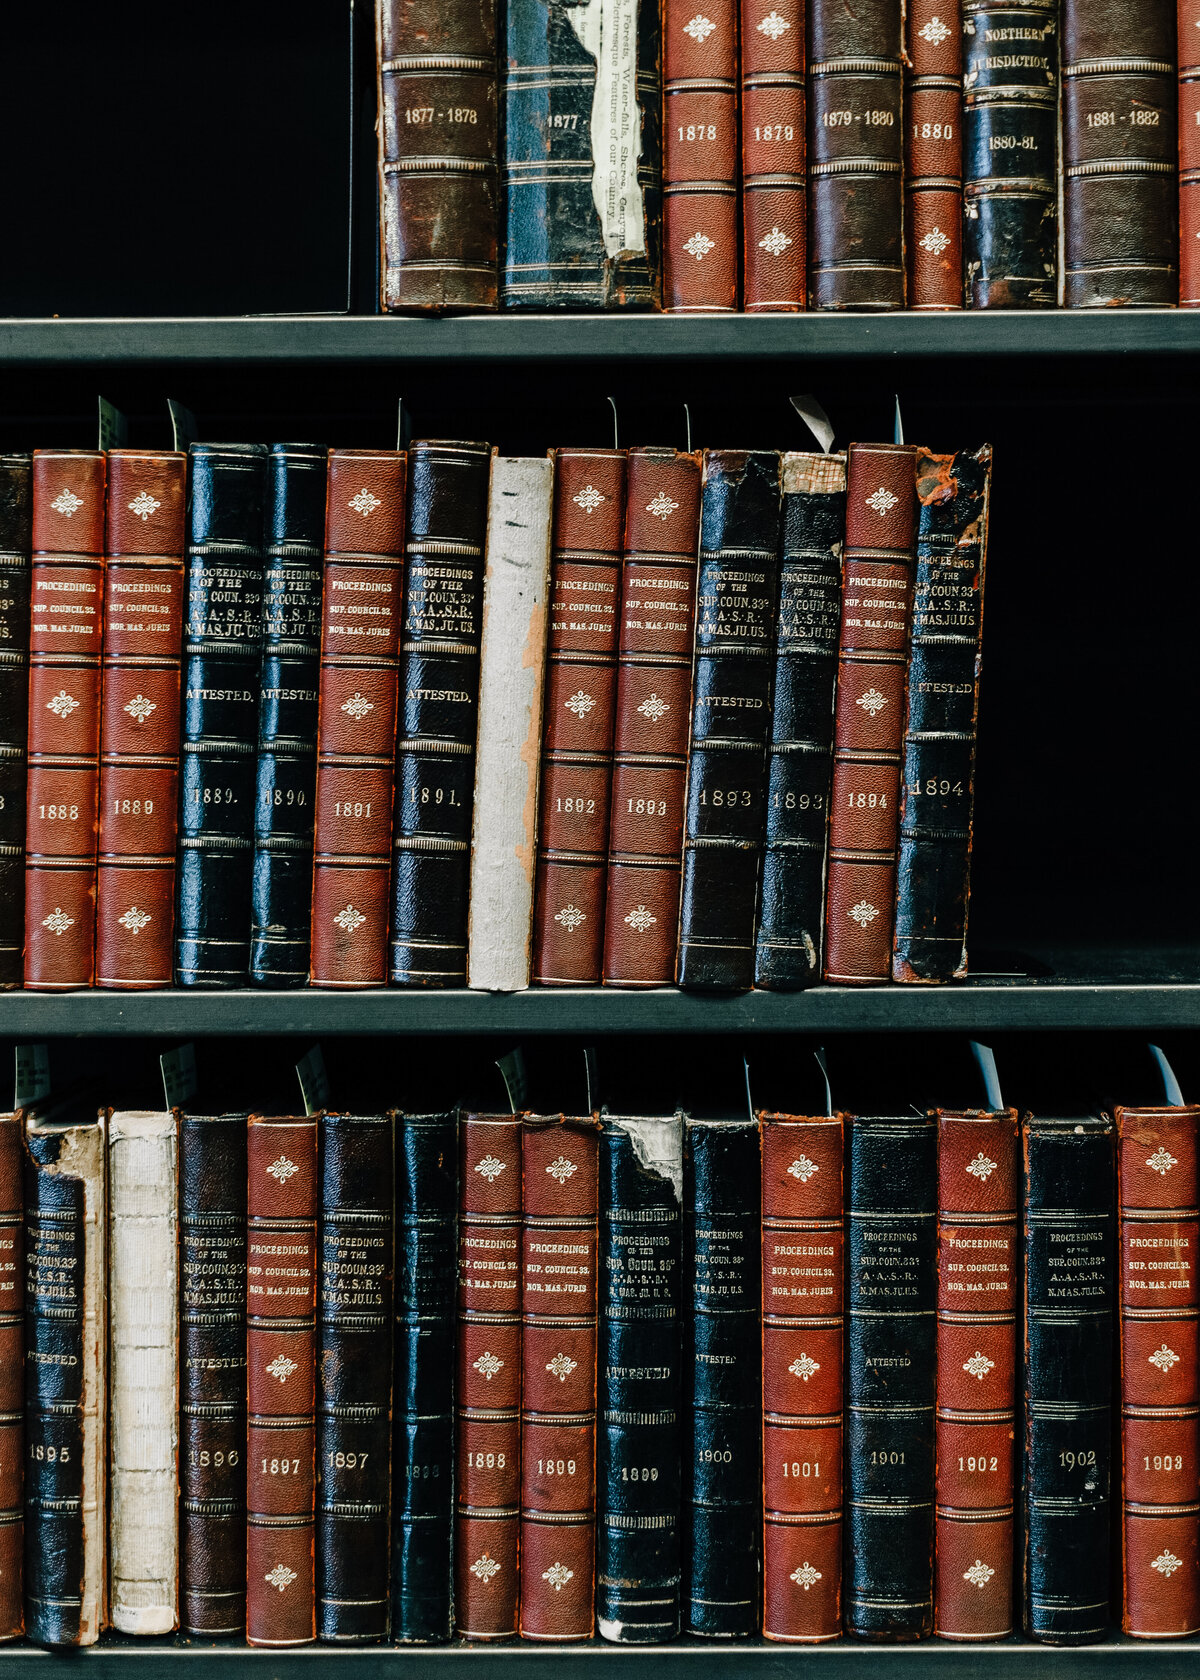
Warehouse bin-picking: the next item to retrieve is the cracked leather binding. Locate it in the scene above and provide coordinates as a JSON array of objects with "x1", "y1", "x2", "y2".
[
  {"x1": 755, "y1": 452, "x2": 844, "y2": 990},
  {"x1": 310, "y1": 451, "x2": 406, "y2": 989},
  {"x1": 392, "y1": 1111, "x2": 457, "y2": 1642},
  {"x1": 318, "y1": 1113, "x2": 394, "y2": 1641},
  {"x1": 24, "y1": 450, "x2": 106, "y2": 990},
  {"x1": 176, "y1": 444, "x2": 268, "y2": 987},
  {"x1": 664, "y1": 0, "x2": 739, "y2": 311},
  {"x1": 0, "y1": 458, "x2": 30, "y2": 990},
  {"x1": 741, "y1": 0, "x2": 806, "y2": 309},
  {"x1": 1022, "y1": 1114, "x2": 1115, "y2": 1643},
  {"x1": 390, "y1": 441, "x2": 492, "y2": 987},
  {"x1": 906, "y1": 0, "x2": 964, "y2": 307},
  {"x1": 0, "y1": 1113, "x2": 21, "y2": 1639},
  {"x1": 1114, "y1": 1104, "x2": 1200, "y2": 1638},
  {"x1": 677, "y1": 450, "x2": 782, "y2": 991},
  {"x1": 1182, "y1": 0, "x2": 1200, "y2": 304},
  {"x1": 845, "y1": 1115, "x2": 937, "y2": 1638},
  {"x1": 761, "y1": 1112, "x2": 844, "y2": 1643}
]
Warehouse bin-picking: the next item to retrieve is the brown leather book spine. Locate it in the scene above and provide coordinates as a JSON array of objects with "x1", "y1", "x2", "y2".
[
  {"x1": 25, "y1": 450, "x2": 106, "y2": 990},
  {"x1": 602, "y1": 450, "x2": 701, "y2": 988},
  {"x1": 0, "y1": 1114, "x2": 22, "y2": 1639},
  {"x1": 94, "y1": 452, "x2": 186, "y2": 989},
  {"x1": 934, "y1": 1110, "x2": 1019, "y2": 1640},
  {"x1": 246, "y1": 1115, "x2": 317, "y2": 1648},
  {"x1": 310, "y1": 451, "x2": 407, "y2": 988},
  {"x1": 1182, "y1": 0, "x2": 1200, "y2": 304},
  {"x1": 664, "y1": 0, "x2": 740, "y2": 310},
  {"x1": 905, "y1": 0, "x2": 963, "y2": 308},
  {"x1": 456, "y1": 1113, "x2": 523, "y2": 1638},
  {"x1": 742, "y1": 0, "x2": 806, "y2": 308},
  {"x1": 761, "y1": 1113, "x2": 843, "y2": 1642},
  {"x1": 519, "y1": 1116, "x2": 599, "y2": 1640},
  {"x1": 823, "y1": 442, "x2": 917, "y2": 984},
  {"x1": 532, "y1": 451, "x2": 627, "y2": 986},
  {"x1": 1116, "y1": 1104, "x2": 1200, "y2": 1637}
]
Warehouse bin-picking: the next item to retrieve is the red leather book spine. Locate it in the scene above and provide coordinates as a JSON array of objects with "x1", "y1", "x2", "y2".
[
  {"x1": 25, "y1": 450, "x2": 106, "y2": 989},
  {"x1": 246, "y1": 1115, "x2": 317, "y2": 1648},
  {"x1": 664, "y1": 0, "x2": 740, "y2": 310},
  {"x1": 905, "y1": 0, "x2": 963, "y2": 308},
  {"x1": 310, "y1": 451, "x2": 406, "y2": 988},
  {"x1": 602, "y1": 449, "x2": 701, "y2": 988},
  {"x1": 761, "y1": 1112, "x2": 843, "y2": 1642},
  {"x1": 94, "y1": 451, "x2": 186, "y2": 988},
  {"x1": 934, "y1": 1109, "x2": 1018, "y2": 1639},
  {"x1": 1182, "y1": 0, "x2": 1200, "y2": 305},
  {"x1": 1116, "y1": 1104, "x2": 1200, "y2": 1637},
  {"x1": 823, "y1": 442, "x2": 917, "y2": 984},
  {"x1": 741, "y1": 0, "x2": 805, "y2": 308},
  {"x1": 0, "y1": 1114, "x2": 22, "y2": 1639},
  {"x1": 519, "y1": 1116, "x2": 599, "y2": 1639},
  {"x1": 531, "y1": 451, "x2": 626, "y2": 985},
  {"x1": 456, "y1": 1114, "x2": 523, "y2": 1638}
]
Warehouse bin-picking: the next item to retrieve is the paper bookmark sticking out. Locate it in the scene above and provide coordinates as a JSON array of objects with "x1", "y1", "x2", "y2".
[
  {"x1": 1149, "y1": 1044, "x2": 1186, "y2": 1107},
  {"x1": 296, "y1": 1044, "x2": 331, "y2": 1116},
  {"x1": 789, "y1": 394, "x2": 836, "y2": 455},
  {"x1": 496, "y1": 1047, "x2": 529, "y2": 1114},
  {"x1": 167, "y1": 399, "x2": 198, "y2": 454},
  {"x1": 14, "y1": 1043, "x2": 50, "y2": 1110},
  {"x1": 98, "y1": 395, "x2": 129, "y2": 451},
  {"x1": 160, "y1": 1043, "x2": 198, "y2": 1112},
  {"x1": 969, "y1": 1040, "x2": 1005, "y2": 1113},
  {"x1": 813, "y1": 1046, "x2": 834, "y2": 1117}
]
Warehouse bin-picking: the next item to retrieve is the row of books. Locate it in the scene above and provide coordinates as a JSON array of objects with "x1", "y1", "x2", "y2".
[
  {"x1": 6, "y1": 1098, "x2": 1197, "y2": 1648},
  {"x1": 0, "y1": 437, "x2": 991, "y2": 994},
  {"x1": 378, "y1": 0, "x2": 1193, "y2": 313}
]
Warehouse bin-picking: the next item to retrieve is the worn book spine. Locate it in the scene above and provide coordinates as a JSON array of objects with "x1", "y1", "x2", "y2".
[
  {"x1": 1115, "y1": 1104, "x2": 1200, "y2": 1638},
  {"x1": 108, "y1": 1111, "x2": 178, "y2": 1633},
  {"x1": 906, "y1": 0, "x2": 963, "y2": 307},
  {"x1": 678, "y1": 450, "x2": 782, "y2": 991},
  {"x1": 246, "y1": 1114, "x2": 317, "y2": 1648},
  {"x1": 845, "y1": 1115, "x2": 937, "y2": 1638},
  {"x1": 390, "y1": 441, "x2": 492, "y2": 987},
  {"x1": 25, "y1": 450, "x2": 106, "y2": 990},
  {"x1": 375, "y1": 0, "x2": 499, "y2": 310},
  {"x1": 1022, "y1": 1115, "x2": 1115, "y2": 1644},
  {"x1": 176, "y1": 443, "x2": 268, "y2": 988},
  {"x1": 823, "y1": 442, "x2": 917, "y2": 985},
  {"x1": 23, "y1": 1111, "x2": 107, "y2": 1647},
  {"x1": 310, "y1": 450, "x2": 406, "y2": 989},
  {"x1": 741, "y1": 0, "x2": 806, "y2": 308},
  {"x1": 0, "y1": 1114, "x2": 22, "y2": 1639},
  {"x1": 0, "y1": 458, "x2": 31, "y2": 990},
  {"x1": 597, "y1": 1113, "x2": 683, "y2": 1643},
  {"x1": 179, "y1": 1112, "x2": 248, "y2": 1637},
  {"x1": 664, "y1": 0, "x2": 739, "y2": 311},
  {"x1": 466, "y1": 457, "x2": 554, "y2": 991},
  {"x1": 761, "y1": 1112, "x2": 844, "y2": 1643},
  {"x1": 934, "y1": 1109, "x2": 1018, "y2": 1640},
  {"x1": 1181, "y1": 0, "x2": 1200, "y2": 305},
  {"x1": 519, "y1": 1115, "x2": 599, "y2": 1640},
  {"x1": 318, "y1": 1113, "x2": 394, "y2": 1641},
  {"x1": 392, "y1": 1111, "x2": 458, "y2": 1642}
]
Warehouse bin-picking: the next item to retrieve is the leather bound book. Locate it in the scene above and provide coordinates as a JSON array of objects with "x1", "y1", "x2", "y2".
[
  {"x1": 390, "y1": 441, "x2": 492, "y2": 987},
  {"x1": 683, "y1": 1117, "x2": 760, "y2": 1636},
  {"x1": 741, "y1": 0, "x2": 806, "y2": 309},
  {"x1": 845, "y1": 1116, "x2": 937, "y2": 1638},
  {"x1": 456, "y1": 1113, "x2": 523, "y2": 1638},
  {"x1": 906, "y1": 0, "x2": 963, "y2": 307},
  {"x1": 677, "y1": 450, "x2": 782, "y2": 992},
  {"x1": 246, "y1": 1114, "x2": 318, "y2": 1648},
  {"x1": 761, "y1": 1112, "x2": 844, "y2": 1643},
  {"x1": 823, "y1": 442, "x2": 917, "y2": 986},
  {"x1": 1181, "y1": 0, "x2": 1200, "y2": 305},
  {"x1": 376, "y1": 0, "x2": 499, "y2": 311},
  {"x1": 0, "y1": 457, "x2": 31, "y2": 990},
  {"x1": 519, "y1": 1115, "x2": 600, "y2": 1641},
  {"x1": 1062, "y1": 0, "x2": 1177, "y2": 306},
  {"x1": 24, "y1": 449, "x2": 106, "y2": 991},
  {"x1": 602, "y1": 449, "x2": 702, "y2": 989},
  {"x1": 664, "y1": 0, "x2": 739, "y2": 312},
  {"x1": 532, "y1": 450, "x2": 627, "y2": 986},
  {"x1": 179, "y1": 1112, "x2": 248, "y2": 1638},
  {"x1": 1022, "y1": 1115, "x2": 1115, "y2": 1643},
  {"x1": 310, "y1": 451, "x2": 406, "y2": 990},
  {"x1": 934, "y1": 1109, "x2": 1019, "y2": 1641},
  {"x1": 95, "y1": 453, "x2": 186, "y2": 990},
  {"x1": 755, "y1": 452, "x2": 844, "y2": 990},
  {"x1": 596, "y1": 1112, "x2": 683, "y2": 1643},
  {"x1": 894, "y1": 446, "x2": 992, "y2": 984},
  {"x1": 1115, "y1": 1104, "x2": 1200, "y2": 1638},
  {"x1": 392, "y1": 1111, "x2": 457, "y2": 1642},
  {"x1": 807, "y1": 0, "x2": 904, "y2": 309},
  {"x1": 317, "y1": 1113, "x2": 394, "y2": 1642},
  {"x1": 962, "y1": 0, "x2": 1059, "y2": 308},
  {"x1": 177, "y1": 443, "x2": 268, "y2": 988},
  {"x1": 0, "y1": 1115, "x2": 21, "y2": 1640}
]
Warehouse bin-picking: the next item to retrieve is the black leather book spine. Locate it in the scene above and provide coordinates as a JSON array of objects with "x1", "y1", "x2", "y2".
[
  {"x1": 1022, "y1": 1115, "x2": 1116, "y2": 1644},
  {"x1": 845, "y1": 1116, "x2": 937, "y2": 1639},
  {"x1": 683, "y1": 1117, "x2": 761, "y2": 1636},
  {"x1": 318, "y1": 1113, "x2": 394, "y2": 1641},
  {"x1": 0, "y1": 457, "x2": 30, "y2": 990},
  {"x1": 250, "y1": 443, "x2": 327, "y2": 987},
  {"x1": 678, "y1": 451, "x2": 783, "y2": 992},
  {"x1": 179, "y1": 1112, "x2": 248, "y2": 1637},
  {"x1": 392, "y1": 1111, "x2": 458, "y2": 1642},
  {"x1": 390, "y1": 442, "x2": 492, "y2": 987},
  {"x1": 177, "y1": 444, "x2": 268, "y2": 987},
  {"x1": 597, "y1": 1113, "x2": 684, "y2": 1642},
  {"x1": 755, "y1": 452, "x2": 845, "y2": 990}
]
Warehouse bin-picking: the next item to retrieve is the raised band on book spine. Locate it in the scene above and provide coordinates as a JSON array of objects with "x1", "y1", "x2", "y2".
[
  {"x1": 0, "y1": 458, "x2": 31, "y2": 990},
  {"x1": 0, "y1": 1112, "x2": 22, "y2": 1639}
]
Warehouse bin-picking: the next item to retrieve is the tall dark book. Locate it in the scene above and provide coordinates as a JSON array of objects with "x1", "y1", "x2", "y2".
[
  {"x1": 0, "y1": 458, "x2": 30, "y2": 990},
  {"x1": 0, "y1": 1112, "x2": 21, "y2": 1640}
]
